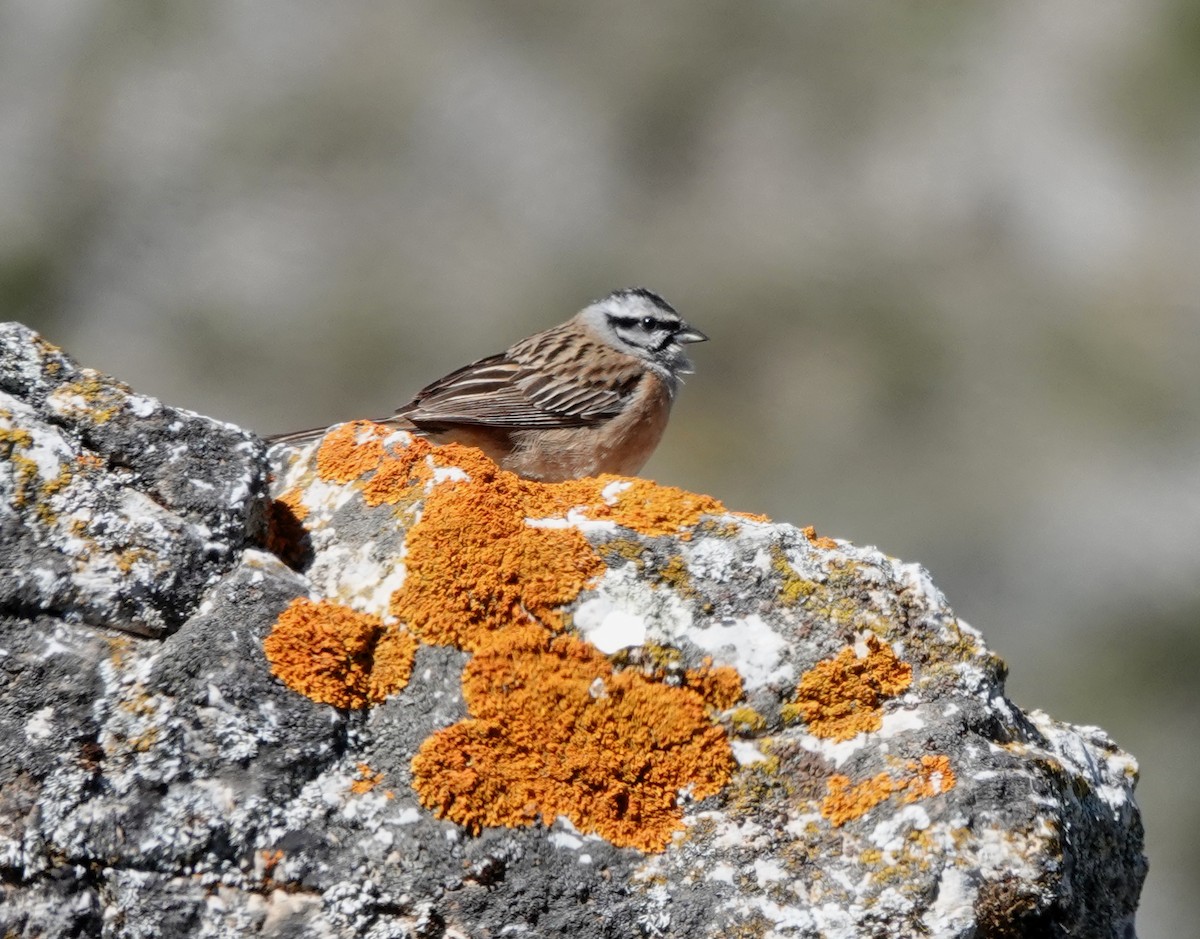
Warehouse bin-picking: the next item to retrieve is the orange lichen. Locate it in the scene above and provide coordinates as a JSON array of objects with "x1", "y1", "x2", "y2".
[
  {"x1": 390, "y1": 468, "x2": 604, "y2": 650},
  {"x1": 782, "y1": 636, "x2": 913, "y2": 740},
  {"x1": 349, "y1": 762, "x2": 393, "y2": 797},
  {"x1": 319, "y1": 424, "x2": 727, "y2": 535},
  {"x1": 388, "y1": 444, "x2": 729, "y2": 650},
  {"x1": 360, "y1": 453, "x2": 430, "y2": 506},
  {"x1": 263, "y1": 598, "x2": 417, "y2": 709},
  {"x1": 315, "y1": 421, "x2": 393, "y2": 482},
  {"x1": 822, "y1": 771, "x2": 895, "y2": 826},
  {"x1": 427, "y1": 441, "x2": 503, "y2": 481},
  {"x1": 314, "y1": 421, "x2": 440, "y2": 506},
  {"x1": 267, "y1": 432, "x2": 742, "y2": 851},
  {"x1": 384, "y1": 444, "x2": 743, "y2": 849},
  {"x1": 273, "y1": 486, "x2": 308, "y2": 522},
  {"x1": 801, "y1": 525, "x2": 840, "y2": 551},
  {"x1": 682, "y1": 661, "x2": 745, "y2": 711},
  {"x1": 904, "y1": 754, "x2": 956, "y2": 801},
  {"x1": 258, "y1": 849, "x2": 284, "y2": 878},
  {"x1": 597, "y1": 478, "x2": 726, "y2": 537},
  {"x1": 360, "y1": 437, "x2": 442, "y2": 506},
  {"x1": 821, "y1": 755, "x2": 956, "y2": 826},
  {"x1": 266, "y1": 488, "x2": 311, "y2": 566},
  {"x1": 368, "y1": 623, "x2": 422, "y2": 702},
  {"x1": 522, "y1": 476, "x2": 726, "y2": 538},
  {"x1": 411, "y1": 630, "x2": 735, "y2": 852}
]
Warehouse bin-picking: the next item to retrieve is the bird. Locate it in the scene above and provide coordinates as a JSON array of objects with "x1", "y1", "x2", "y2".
[{"x1": 268, "y1": 288, "x2": 708, "y2": 481}]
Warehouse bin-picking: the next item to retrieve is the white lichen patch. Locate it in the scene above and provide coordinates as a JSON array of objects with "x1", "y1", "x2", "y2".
[
  {"x1": 868, "y1": 804, "x2": 932, "y2": 853},
  {"x1": 24, "y1": 706, "x2": 56, "y2": 741},
  {"x1": 572, "y1": 596, "x2": 647, "y2": 653},
  {"x1": 921, "y1": 865, "x2": 975, "y2": 935},
  {"x1": 124, "y1": 393, "x2": 159, "y2": 418},
  {"x1": 896, "y1": 560, "x2": 951, "y2": 610},
  {"x1": 600, "y1": 479, "x2": 632, "y2": 504},
  {"x1": 305, "y1": 540, "x2": 406, "y2": 618},
  {"x1": 194, "y1": 688, "x2": 278, "y2": 763},
  {"x1": 549, "y1": 831, "x2": 584, "y2": 852},
  {"x1": 526, "y1": 508, "x2": 618, "y2": 533},
  {"x1": 680, "y1": 523, "x2": 779, "y2": 583},
  {"x1": 779, "y1": 541, "x2": 830, "y2": 584},
  {"x1": 708, "y1": 862, "x2": 736, "y2": 885},
  {"x1": 797, "y1": 707, "x2": 927, "y2": 768},
  {"x1": 295, "y1": 476, "x2": 366, "y2": 529},
  {"x1": 753, "y1": 858, "x2": 787, "y2": 885},
  {"x1": 1027, "y1": 711, "x2": 1140, "y2": 814},
  {"x1": 743, "y1": 896, "x2": 816, "y2": 933},
  {"x1": 573, "y1": 563, "x2": 692, "y2": 650},
  {"x1": 731, "y1": 740, "x2": 769, "y2": 766},
  {"x1": 675, "y1": 613, "x2": 792, "y2": 691},
  {"x1": 429, "y1": 461, "x2": 469, "y2": 485}
]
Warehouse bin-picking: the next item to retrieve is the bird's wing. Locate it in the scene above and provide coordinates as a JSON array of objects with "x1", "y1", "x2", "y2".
[{"x1": 397, "y1": 348, "x2": 639, "y2": 430}]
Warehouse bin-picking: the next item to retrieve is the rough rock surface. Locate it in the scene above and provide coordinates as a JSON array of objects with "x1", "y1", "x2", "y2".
[
  {"x1": 0, "y1": 323, "x2": 266, "y2": 637},
  {"x1": 0, "y1": 323, "x2": 1146, "y2": 938}
]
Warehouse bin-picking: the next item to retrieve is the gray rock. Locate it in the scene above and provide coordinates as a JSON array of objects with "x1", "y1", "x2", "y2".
[
  {"x1": 0, "y1": 324, "x2": 1145, "y2": 937},
  {"x1": 0, "y1": 323, "x2": 268, "y2": 637}
]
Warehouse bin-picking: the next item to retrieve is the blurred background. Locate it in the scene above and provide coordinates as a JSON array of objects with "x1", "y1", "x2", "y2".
[{"x1": 2, "y1": 1, "x2": 1195, "y2": 931}]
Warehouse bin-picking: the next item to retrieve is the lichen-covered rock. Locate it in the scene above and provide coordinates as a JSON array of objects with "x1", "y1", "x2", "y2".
[
  {"x1": 0, "y1": 323, "x2": 267, "y2": 637},
  {"x1": 0, "y1": 325, "x2": 1145, "y2": 938}
]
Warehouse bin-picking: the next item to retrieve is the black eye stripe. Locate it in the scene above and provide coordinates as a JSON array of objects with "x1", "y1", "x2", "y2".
[{"x1": 610, "y1": 315, "x2": 676, "y2": 332}]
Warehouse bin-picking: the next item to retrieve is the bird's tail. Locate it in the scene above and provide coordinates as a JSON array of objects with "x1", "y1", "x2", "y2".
[{"x1": 265, "y1": 416, "x2": 418, "y2": 446}]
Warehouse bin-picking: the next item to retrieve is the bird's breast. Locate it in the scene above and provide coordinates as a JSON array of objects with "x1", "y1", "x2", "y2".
[{"x1": 421, "y1": 372, "x2": 674, "y2": 482}]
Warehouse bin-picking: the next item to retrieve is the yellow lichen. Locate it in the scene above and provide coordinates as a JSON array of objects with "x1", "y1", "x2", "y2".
[
  {"x1": 598, "y1": 538, "x2": 652, "y2": 568},
  {"x1": 0, "y1": 426, "x2": 39, "y2": 507},
  {"x1": 771, "y1": 543, "x2": 818, "y2": 606},
  {"x1": 820, "y1": 755, "x2": 956, "y2": 826},
  {"x1": 0, "y1": 426, "x2": 34, "y2": 449},
  {"x1": 657, "y1": 555, "x2": 697, "y2": 596},
  {"x1": 695, "y1": 518, "x2": 743, "y2": 539},
  {"x1": 0, "y1": 423, "x2": 81, "y2": 523},
  {"x1": 782, "y1": 636, "x2": 912, "y2": 740},
  {"x1": 51, "y1": 375, "x2": 127, "y2": 424},
  {"x1": 263, "y1": 598, "x2": 417, "y2": 709},
  {"x1": 730, "y1": 706, "x2": 768, "y2": 735}
]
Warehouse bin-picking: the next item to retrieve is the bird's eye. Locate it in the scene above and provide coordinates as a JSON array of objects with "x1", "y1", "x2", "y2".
[{"x1": 640, "y1": 316, "x2": 656, "y2": 330}]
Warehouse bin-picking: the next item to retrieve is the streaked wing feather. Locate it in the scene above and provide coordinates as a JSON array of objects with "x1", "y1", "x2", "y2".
[
  {"x1": 397, "y1": 346, "x2": 632, "y2": 429},
  {"x1": 518, "y1": 372, "x2": 626, "y2": 422}
]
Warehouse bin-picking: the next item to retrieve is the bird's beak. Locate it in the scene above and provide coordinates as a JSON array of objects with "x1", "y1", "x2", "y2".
[{"x1": 675, "y1": 323, "x2": 709, "y2": 344}]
